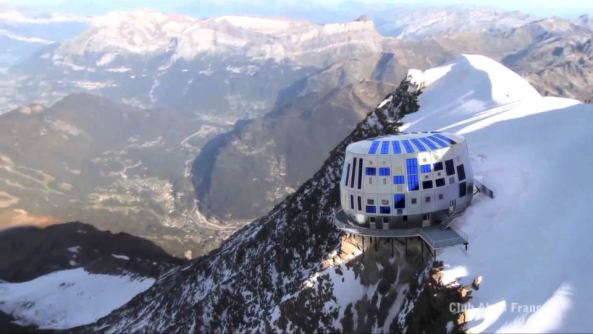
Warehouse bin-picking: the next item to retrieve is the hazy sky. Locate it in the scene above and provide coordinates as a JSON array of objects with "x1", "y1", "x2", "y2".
[{"x1": 2, "y1": 0, "x2": 592, "y2": 19}]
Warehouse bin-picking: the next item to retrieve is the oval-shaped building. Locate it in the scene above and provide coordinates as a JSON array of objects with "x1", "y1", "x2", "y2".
[{"x1": 339, "y1": 132, "x2": 473, "y2": 229}]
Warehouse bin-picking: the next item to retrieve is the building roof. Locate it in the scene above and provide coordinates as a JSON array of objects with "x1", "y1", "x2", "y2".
[{"x1": 347, "y1": 132, "x2": 465, "y2": 155}]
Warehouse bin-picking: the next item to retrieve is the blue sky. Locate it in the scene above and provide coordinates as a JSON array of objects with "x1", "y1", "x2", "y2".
[{"x1": 2, "y1": 0, "x2": 592, "y2": 19}]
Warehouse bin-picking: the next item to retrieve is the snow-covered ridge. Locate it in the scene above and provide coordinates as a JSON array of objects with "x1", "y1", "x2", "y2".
[
  {"x1": 404, "y1": 54, "x2": 593, "y2": 332},
  {"x1": 55, "y1": 9, "x2": 380, "y2": 62},
  {"x1": 0, "y1": 268, "x2": 154, "y2": 330}
]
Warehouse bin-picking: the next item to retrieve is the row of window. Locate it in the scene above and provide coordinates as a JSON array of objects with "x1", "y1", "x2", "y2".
[
  {"x1": 348, "y1": 182, "x2": 469, "y2": 213},
  {"x1": 366, "y1": 134, "x2": 457, "y2": 155}
]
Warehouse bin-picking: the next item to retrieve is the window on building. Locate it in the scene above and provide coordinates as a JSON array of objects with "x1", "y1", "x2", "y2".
[
  {"x1": 379, "y1": 167, "x2": 390, "y2": 176},
  {"x1": 365, "y1": 167, "x2": 376, "y2": 176},
  {"x1": 402, "y1": 140, "x2": 414, "y2": 153},
  {"x1": 411, "y1": 138, "x2": 427, "y2": 152},
  {"x1": 420, "y1": 137, "x2": 438, "y2": 150},
  {"x1": 380, "y1": 206, "x2": 391, "y2": 214},
  {"x1": 358, "y1": 158, "x2": 363, "y2": 189},
  {"x1": 393, "y1": 175, "x2": 405, "y2": 184},
  {"x1": 459, "y1": 182, "x2": 467, "y2": 197},
  {"x1": 408, "y1": 175, "x2": 419, "y2": 191},
  {"x1": 445, "y1": 159, "x2": 455, "y2": 176},
  {"x1": 435, "y1": 133, "x2": 456, "y2": 144},
  {"x1": 421, "y1": 164, "x2": 432, "y2": 173},
  {"x1": 392, "y1": 140, "x2": 402, "y2": 154},
  {"x1": 411, "y1": 198, "x2": 417, "y2": 204},
  {"x1": 425, "y1": 196, "x2": 431, "y2": 203},
  {"x1": 381, "y1": 141, "x2": 390, "y2": 154},
  {"x1": 435, "y1": 178, "x2": 445, "y2": 187},
  {"x1": 381, "y1": 199, "x2": 389, "y2": 205},
  {"x1": 427, "y1": 135, "x2": 448, "y2": 148},
  {"x1": 434, "y1": 162, "x2": 443, "y2": 171},
  {"x1": 422, "y1": 180, "x2": 433, "y2": 189},
  {"x1": 406, "y1": 158, "x2": 418, "y2": 175},
  {"x1": 366, "y1": 205, "x2": 377, "y2": 213},
  {"x1": 350, "y1": 157, "x2": 357, "y2": 187},
  {"x1": 368, "y1": 140, "x2": 380, "y2": 154},
  {"x1": 394, "y1": 194, "x2": 405, "y2": 209},
  {"x1": 345, "y1": 163, "x2": 351, "y2": 186},
  {"x1": 350, "y1": 195, "x2": 354, "y2": 209},
  {"x1": 457, "y1": 164, "x2": 466, "y2": 181},
  {"x1": 367, "y1": 199, "x2": 374, "y2": 205},
  {"x1": 357, "y1": 196, "x2": 362, "y2": 211}
]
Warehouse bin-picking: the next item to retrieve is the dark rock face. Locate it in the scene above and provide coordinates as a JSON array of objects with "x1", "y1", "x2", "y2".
[
  {"x1": 0, "y1": 222, "x2": 185, "y2": 282},
  {"x1": 75, "y1": 79, "x2": 422, "y2": 333}
]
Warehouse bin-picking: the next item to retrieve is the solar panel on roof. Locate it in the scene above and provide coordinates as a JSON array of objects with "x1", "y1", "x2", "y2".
[
  {"x1": 410, "y1": 138, "x2": 427, "y2": 152},
  {"x1": 434, "y1": 133, "x2": 457, "y2": 144},
  {"x1": 368, "y1": 140, "x2": 380, "y2": 154},
  {"x1": 391, "y1": 140, "x2": 402, "y2": 154},
  {"x1": 420, "y1": 137, "x2": 438, "y2": 150},
  {"x1": 402, "y1": 140, "x2": 414, "y2": 153},
  {"x1": 380, "y1": 141, "x2": 389, "y2": 154},
  {"x1": 426, "y1": 135, "x2": 448, "y2": 148}
]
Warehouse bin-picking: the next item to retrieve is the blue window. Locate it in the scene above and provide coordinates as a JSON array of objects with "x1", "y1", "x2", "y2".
[
  {"x1": 421, "y1": 164, "x2": 432, "y2": 173},
  {"x1": 434, "y1": 162, "x2": 443, "y2": 171},
  {"x1": 380, "y1": 141, "x2": 390, "y2": 155},
  {"x1": 365, "y1": 167, "x2": 376, "y2": 176},
  {"x1": 402, "y1": 140, "x2": 414, "y2": 153},
  {"x1": 427, "y1": 135, "x2": 448, "y2": 148},
  {"x1": 435, "y1": 178, "x2": 445, "y2": 187},
  {"x1": 394, "y1": 194, "x2": 405, "y2": 209},
  {"x1": 457, "y1": 164, "x2": 466, "y2": 181},
  {"x1": 380, "y1": 206, "x2": 391, "y2": 214},
  {"x1": 392, "y1": 140, "x2": 402, "y2": 154},
  {"x1": 420, "y1": 137, "x2": 438, "y2": 150},
  {"x1": 435, "y1": 133, "x2": 456, "y2": 144},
  {"x1": 379, "y1": 167, "x2": 390, "y2": 176},
  {"x1": 411, "y1": 138, "x2": 427, "y2": 152},
  {"x1": 406, "y1": 158, "x2": 418, "y2": 175},
  {"x1": 350, "y1": 195, "x2": 354, "y2": 209},
  {"x1": 368, "y1": 140, "x2": 380, "y2": 154},
  {"x1": 408, "y1": 175, "x2": 419, "y2": 191},
  {"x1": 366, "y1": 205, "x2": 377, "y2": 213},
  {"x1": 445, "y1": 159, "x2": 455, "y2": 176},
  {"x1": 422, "y1": 180, "x2": 433, "y2": 189},
  {"x1": 393, "y1": 175, "x2": 405, "y2": 184}
]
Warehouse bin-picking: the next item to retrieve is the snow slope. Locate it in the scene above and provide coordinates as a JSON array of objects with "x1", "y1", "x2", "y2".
[
  {"x1": 407, "y1": 54, "x2": 593, "y2": 332},
  {"x1": 0, "y1": 268, "x2": 154, "y2": 329}
]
